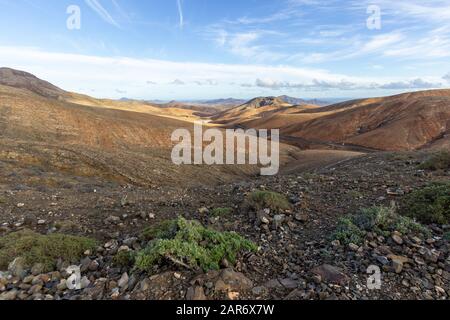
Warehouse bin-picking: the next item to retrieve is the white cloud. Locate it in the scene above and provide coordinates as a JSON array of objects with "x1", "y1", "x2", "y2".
[
  {"x1": 254, "y1": 77, "x2": 442, "y2": 91},
  {"x1": 0, "y1": 46, "x2": 443, "y2": 99},
  {"x1": 171, "y1": 79, "x2": 185, "y2": 85}
]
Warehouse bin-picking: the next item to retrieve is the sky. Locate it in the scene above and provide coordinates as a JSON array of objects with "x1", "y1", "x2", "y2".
[{"x1": 0, "y1": 0, "x2": 450, "y2": 100}]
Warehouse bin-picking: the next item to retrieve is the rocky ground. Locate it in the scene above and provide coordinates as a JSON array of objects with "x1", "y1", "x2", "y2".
[{"x1": 0, "y1": 151, "x2": 449, "y2": 300}]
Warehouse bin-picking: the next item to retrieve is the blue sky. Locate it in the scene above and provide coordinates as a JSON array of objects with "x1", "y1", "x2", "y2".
[{"x1": 1, "y1": 0, "x2": 450, "y2": 100}]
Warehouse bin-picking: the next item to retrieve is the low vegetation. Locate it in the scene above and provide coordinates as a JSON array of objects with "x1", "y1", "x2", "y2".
[
  {"x1": 210, "y1": 207, "x2": 233, "y2": 217},
  {"x1": 418, "y1": 151, "x2": 450, "y2": 171},
  {"x1": 444, "y1": 232, "x2": 450, "y2": 242},
  {"x1": 0, "y1": 229, "x2": 96, "y2": 272},
  {"x1": 402, "y1": 182, "x2": 450, "y2": 224},
  {"x1": 246, "y1": 190, "x2": 292, "y2": 213},
  {"x1": 113, "y1": 250, "x2": 136, "y2": 268},
  {"x1": 333, "y1": 205, "x2": 429, "y2": 245},
  {"x1": 141, "y1": 219, "x2": 178, "y2": 241},
  {"x1": 135, "y1": 217, "x2": 257, "y2": 272}
]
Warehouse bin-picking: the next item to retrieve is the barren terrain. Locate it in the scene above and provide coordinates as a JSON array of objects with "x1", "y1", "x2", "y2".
[{"x1": 0, "y1": 68, "x2": 449, "y2": 301}]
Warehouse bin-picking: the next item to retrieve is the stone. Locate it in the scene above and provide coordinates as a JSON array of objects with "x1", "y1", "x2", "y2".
[
  {"x1": 198, "y1": 207, "x2": 209, "y2": 215},
  {"x1": 211, "y1": 269, "x2": 253, "y2": 293},
  {"x1": 331, "y1": 240, "x2": 341, "y2": 247},
  {"x1": 139, "y1": 279, "x2": 151, "y2": 291},
  {"x1": 118, "y1": 273, "x2": 129, "y2": 289},
  {"x1": 311, "y1": 264, "x2": 349, "y2": 286},
  {"x1": 257, "y1": 211, "x2": 270, "y2": 225},
  {"x1": 386, "y1": 188, "x2": 404, "y2": 196},
  {"x1": 348, "y1": 243, "x2": 359, "y2": 251},
  {"x1": 37, "y1": 220, "x2": 46, "y2": 225},
  {"x1": 31, "y1": 263, "x2": 45, "y2": 276},
  {"x1": 105, "y1": 216, "x2": 121, "y2": 225},
  {"x1": 0, "y1": 289, "x2": 18, "y2": 300},
  {"x1": 23, "y1": 214, "x2": 36, "y2": 226},
  {"x1": 56, "y1": 279, "x2": 67, "y2": 291},
  {"x1": 252, "y1": 286, "x2": 266, "y2": 295},
  {"x1": 186, "y1": 286, "x2": 207, "y2": 300},
  {"x1": 23, "y1": 275, "x2": 34, "y2": 284},
  {"x1": 8, "y1": 257, "x2": 27, "y2": 279},
  {"x1": 392, "y1": 234, "x2": 404, "y2": 245},
  {"x1": 387, "y1": 255, "x2": 410, "y2": 274},
  {"x1": 80, "y1": 257, "x2": 92, "y2": 272},
  {"x1": 294, "y1": 213, "x2": 308, "y2": 223},
  {"x1": 80, "y1": 276, "x2": 91, "y2": 289},
  {"x1": 88, "y1": 260, "x2": 100, "y2": 271},
  {"x1": 28, "y1": 284, "x2": 42, "y2": 294},
  {"x1": 376, "y1": 256, "x2": 389, "y2": 265},
  {"x1": 273, "y1": 214, "x2": 286, "y2": 229}
]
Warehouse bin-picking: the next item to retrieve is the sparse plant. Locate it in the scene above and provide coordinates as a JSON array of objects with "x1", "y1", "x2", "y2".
[
  {"x1": 210, "y1": 207, "x2": 233, "y2": 217},
  {"x1": 113, "y1": 250, "x2": 136, "y2": 268},
  {"x1": 402, "y1": 182, "x2": 450, "y2": 224},
  {"x1": 444, "y1": 232, "x2": 450, "y2": 242},
  {"x1": 332, "y1": 205, "x2": 430, "y2": 245},
  {"x1": 135, "y1": 217, "x2": 257, "y2": 272},
  {"x1": 246, "y1": 190, "x2": 292, "y2": 213},
  {"x1": 418, "y1": 151, "x2": 450, "y2": 171},
  {"x1": 333, "y1": 217, "x2": 365, "y2": 245},
  {"x1": 0, "y1": 229, "x2": 96, "y2": 272},
  {"x1": 141, "y1": 219, "x2": 178, "y2": 241}
]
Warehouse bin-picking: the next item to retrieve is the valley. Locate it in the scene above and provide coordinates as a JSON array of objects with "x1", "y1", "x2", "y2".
[{"x1": 0, "y1": 68, "x2": 449, "y2": 301}]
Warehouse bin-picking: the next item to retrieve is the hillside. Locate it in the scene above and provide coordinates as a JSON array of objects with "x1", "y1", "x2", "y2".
[
  {"x1": 211, "y1": 96, "x2": 319, "y2": 127},
  {"x1": 0, "y1": 67, "x2": 66, "y2": 99},
  {"x1": 283, "y1": 90, "x2": 450, "y2": 151},
  {"x1": 216, "y1": 90, "x2": 450, "y2": 152}
]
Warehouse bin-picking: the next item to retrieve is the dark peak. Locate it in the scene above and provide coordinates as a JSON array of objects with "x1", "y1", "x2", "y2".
[{"x1": 243, "y1": 96, "x2": 287, "y2": 109}]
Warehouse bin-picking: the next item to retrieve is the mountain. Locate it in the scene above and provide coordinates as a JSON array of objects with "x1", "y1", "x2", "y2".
[
  {"x1": 210, "y1": 96, "x2": 319, "y2": 126},
  {"x1": 0, "y1": 68, "x2": 263, "y2": 187},
  {"x1": 210, "y1": 90, "x2": 450, "y2": 152},
  {"x1": 281, "y1": 90, "x2": 450, "y2": 151},
  {"x1": 199, "y1": 98, "x2": 247, "y2": 106},
  {"x1": 0, "y1": 67, "x2": 66, "y2": 98},
  {"x1": 277, "y1": 95, "x2": 330, "y2": 107}
]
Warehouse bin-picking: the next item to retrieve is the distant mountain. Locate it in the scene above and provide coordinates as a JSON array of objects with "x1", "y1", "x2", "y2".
[
  {"x1": 277, "y1": 95, "x2": 330, "y2": 106},
  {"x1": 210, "y1": 96, "x2": 315, "y2": 126},
  {"x1": 199, "y1": 98, "x2": 247, "y2": 106}
]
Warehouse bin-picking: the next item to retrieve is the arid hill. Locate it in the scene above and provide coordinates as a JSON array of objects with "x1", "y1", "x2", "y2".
[
  {"x1": 0, "y1": 69, "x2": 263, "y2": 187},
  {"x1": 0, "y1": 67, "x2": 65, "y2": 99},
  {"x1": 282, "y1": 90, "x2": 450, "y2": 151},
  {"x1": 2, "y1": 68, "x2": 340, "y2": 187},
  {"x1": 218, "y1": 90, "x2": 450, "y2": 151},
  {"x1": 211, "y1": 96, "x2": 319, "y2": 127}
]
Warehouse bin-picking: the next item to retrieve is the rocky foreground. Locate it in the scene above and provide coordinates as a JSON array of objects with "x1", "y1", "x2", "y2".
[{"x1": 0, "y1": 151, "x2": 449, "y2": 300}]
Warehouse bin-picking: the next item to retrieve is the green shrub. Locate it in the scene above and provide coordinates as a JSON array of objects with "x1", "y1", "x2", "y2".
[
  {"x1": 444, "y1": 232, "x2": 450, "y2": 241},
  {"x1": 332, "y1": 206, "x2": 430, "y2": 245},
  {"x1": 333, "y1": 217, "x2": 366, "y2": 245},
  {"x1": 210, "y1": 207, "x2": 233, "y2": 217},
  {"x1": 419, "y1": 151, "x2": 450, "y2": 171},
  {"x1": 246, "y1": 191, "x2": 292, "y2": 213},
  {"x1": 135, "y1": 217, "x2": 257, "y2": 272},
  {"x1": 141, "y1": 219, "x2": 178, "y2": 241},
  {"x1": 0, "y1": 229, "x2": 96, "y2": 272},
  {"x1": 113, "y1": 250, "x2": 136, "y2": 268},
  {"x1": 402, "y1": 182, "x2": 450, "y2": 224}
]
